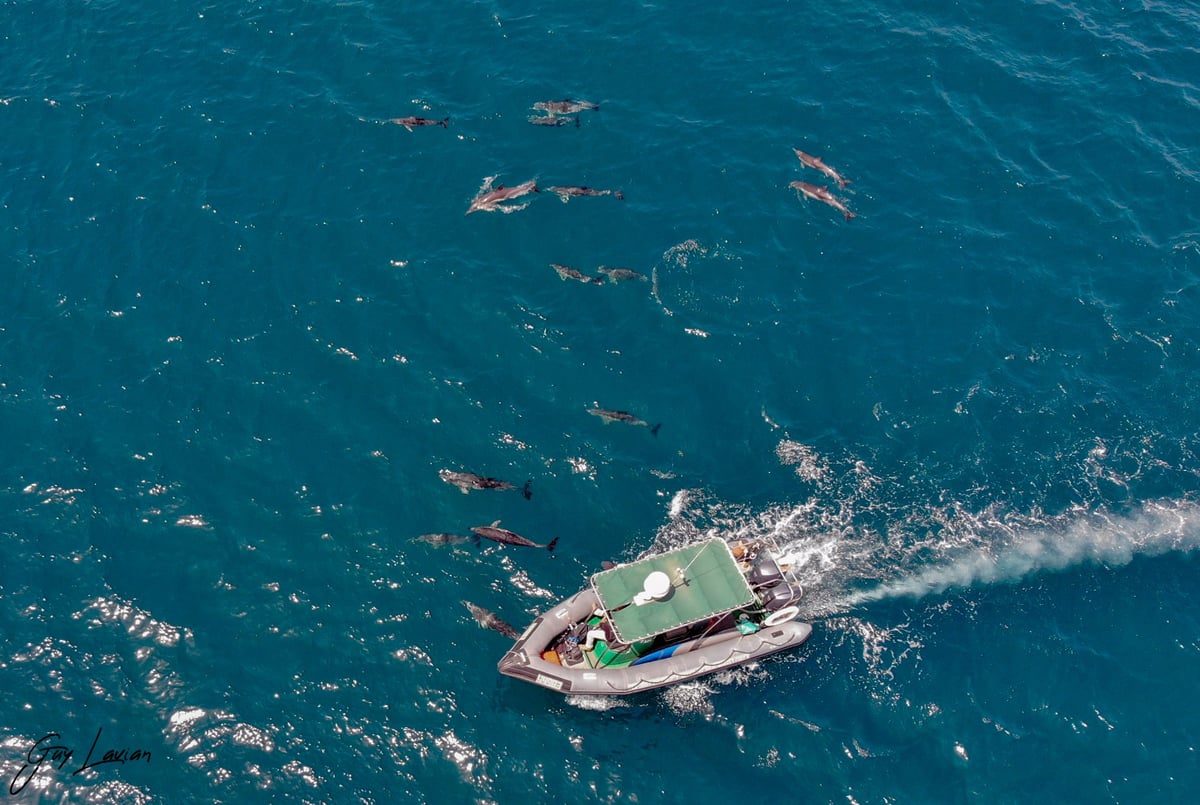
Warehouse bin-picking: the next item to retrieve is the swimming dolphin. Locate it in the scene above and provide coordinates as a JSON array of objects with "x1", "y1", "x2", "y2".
[
  {"x1": 532, "y1": 99, "x2": 599, "y2": 115},
  {"x1": 588, "y1": 407, "x2": 661, "y2": 436},
  {"x1": 793, "y1": 149, "x2": 849, "y2": 189},
  {"x1": 470, "y1": 520, "x2": 559, "y2": 551},
  {"x1": 467, "y1": 176, "x2": 539, "y2": 215},
  {"x1": 545, "y1": 186, "x2": 624, "y2": 203},
  {"x1": 551, "y1": 263, "x2": 604, "y2": 284},
  {"x1": 790, "y1": 180, "x2": 856, "y2": 221},
  {"x1": 413, "y1": 532, "x2": 479, "y2": 547},
  {"x1": 597, "y1": 266, "x2": 647, "y2": 283},
  {"x1": 439, "y1": 469, "x2": 532, "y2": 499},
  {"x1": 462, "y1": 600, "x2": 522, "y2": 640},
  {"x1": 439, "y1": 469, "x2": 515, "y2": 493},
  {"x1": 388, "y1": 116, "x2": 449, "y2": 131}
]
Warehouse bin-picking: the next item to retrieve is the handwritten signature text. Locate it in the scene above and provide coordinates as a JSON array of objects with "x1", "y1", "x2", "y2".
[{"x1": 9, "y1": 729, "x2": 151, "y2": 796}]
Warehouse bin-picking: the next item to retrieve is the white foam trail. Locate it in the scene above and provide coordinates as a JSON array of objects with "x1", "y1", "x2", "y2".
[
  {"x1": 565, "y1": 694, "x2": 627, "y2": 712},
  {"x1": 775, "y1": 440, "x2": 828, "y2": 482},
  {"x1": 844, "y1": 499, "x2": 1200, "y2": 606},
  {"x1": 668, "y1": 488, "x2": 690, "y2": 519},
  {"x1": 655, "y1": 471, "x2": 1199, "y2": 618}
]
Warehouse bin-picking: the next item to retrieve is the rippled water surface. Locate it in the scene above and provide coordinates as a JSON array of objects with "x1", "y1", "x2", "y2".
[{"x1": 2, "y1": 1, "x2": 1199, "y2": 802}]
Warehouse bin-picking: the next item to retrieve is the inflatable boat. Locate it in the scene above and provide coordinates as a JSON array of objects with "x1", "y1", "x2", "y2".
[{"x1": 497, "y1": 536, "x2": 812, "y2": 695}]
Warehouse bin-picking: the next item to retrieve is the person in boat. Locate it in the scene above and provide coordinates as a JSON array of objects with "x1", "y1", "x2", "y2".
[
  {"x1": 581, "y1": 626, "x2": 608, "y2": 651},
  {"x1": 580, "y1": 607, "x2": 611, "y2": 651}
]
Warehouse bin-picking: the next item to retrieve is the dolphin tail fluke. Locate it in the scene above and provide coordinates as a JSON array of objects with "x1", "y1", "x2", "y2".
[
  {"x1": 650, "y1": 423, "x2": 661, "y2": 437},
  {"x1": 844, "y1": 211, "x2": 857, "y2": 221},
  {"x1": 522, "y1": 480, "x2": 532, "y2": 500},
  {"x1": 440, "y1": 117, "x2": 450, "y2": 128},
  {"x1": 546, "y1": 537, "x2": 560, "y2": 552}
]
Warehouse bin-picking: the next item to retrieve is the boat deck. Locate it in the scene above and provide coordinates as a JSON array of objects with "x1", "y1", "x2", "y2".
[{"x1": 591, "y1": 538, "x2": 756, "y2": 644}]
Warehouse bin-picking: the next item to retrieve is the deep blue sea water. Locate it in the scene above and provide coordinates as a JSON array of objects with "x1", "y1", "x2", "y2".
[{"x1": 3, "y1": 1, "x2": 1200, "y2": 802}]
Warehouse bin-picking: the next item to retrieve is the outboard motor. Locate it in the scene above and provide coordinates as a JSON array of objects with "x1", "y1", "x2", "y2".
[
  {"x1": 748, "y1": 553, "x2": 783, "y2": 588},
  {"x1": 759, "y1": 581, "x2": 799, "y2": 612}
]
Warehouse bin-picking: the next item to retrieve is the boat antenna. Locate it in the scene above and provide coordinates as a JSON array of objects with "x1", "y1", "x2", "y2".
[{"x1": 674, "y1": 541, "x2": 713, "y2": 586}]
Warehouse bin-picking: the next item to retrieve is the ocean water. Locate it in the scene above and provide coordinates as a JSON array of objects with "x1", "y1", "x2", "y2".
[{"x1": 2, "y1": 0, "x2": 1199, "y2": 801}]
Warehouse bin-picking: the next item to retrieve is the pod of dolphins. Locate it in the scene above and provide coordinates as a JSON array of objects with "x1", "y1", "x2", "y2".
[
  {"x1": 391, "y1": 100, "x2": 857, "y2": 221},
  {"x1": 396, "y1": 99, "x2": 858, "y2": 641},
  {"x1": 791, "y1": 149, "x2": 856, "y2": 220}
]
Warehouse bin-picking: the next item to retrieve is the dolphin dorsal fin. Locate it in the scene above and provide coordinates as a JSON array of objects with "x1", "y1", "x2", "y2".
[{"x1": 490, "y1": 520, "x2": 501, "y2": 527}]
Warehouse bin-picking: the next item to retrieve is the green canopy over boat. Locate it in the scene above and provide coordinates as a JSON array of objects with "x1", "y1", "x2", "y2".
[{"x1": 591, "y1": 537, "x2": 756, "y2": 643}]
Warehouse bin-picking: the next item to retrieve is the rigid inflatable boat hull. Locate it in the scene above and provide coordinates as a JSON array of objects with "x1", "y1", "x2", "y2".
[{"x1": 496, "y1": 589, "x2": 813, "y2": 695}]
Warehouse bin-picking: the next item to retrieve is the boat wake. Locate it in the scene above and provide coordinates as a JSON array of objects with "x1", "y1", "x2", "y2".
[
  {"x1": 841, "y1": 498, "x2": 1200, "y2": 607},
  {"x1": 653, "y1": 443, "x2": 1200, "y2": 619},
  {"x1": 606, "y1": 441, "x2": 1200, "y2": 710}
]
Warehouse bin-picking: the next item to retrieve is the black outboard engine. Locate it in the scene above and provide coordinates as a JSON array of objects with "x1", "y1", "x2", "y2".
[
  {"x1": 748, "y1": 553, "x2": 783, "y2": 588},
  {"x1": 759, "y1": 581, "x2": 799, "y2": 611}
]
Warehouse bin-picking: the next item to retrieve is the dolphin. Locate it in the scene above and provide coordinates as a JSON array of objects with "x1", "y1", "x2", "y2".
[
  {"x1": 439, "y1": 469, "x2": 532, "y2": 499},
  {"x1": 389, "y1": 116, "x2": 449, "y2": 131},
  {"x1": 551, "y1": 263, "x2": 604, "y2": 284},
  {"x1": 794, "y1": 149, "x2": 849, "y2": 189},
  {"x1": 467, "y1": 176, "x2": 539, "y2": 215},
  {"x1": 532, "y1": 99, "x2": 600, "y2": 115},
  {"x1": 470, "y1": 520, "x2": 559, "y2": 551},
  {"x1": 462, "y1": 600, "x2": 522, "y2": 640},
  {"x1": 790, "y1": 180, "x2": 856, "y2": 221},
  {"x1": 588, "y1": 407, "x2": 661, "y2": 436},
  {"x1": 597, "y1": 266, "x2": 647, "y2": 283},
  {"x1": 413, "y1": 532, "x2": 479, "y2": 547},
  {"x1": 439, "y1": 469, "x2": 515, "y2": 493},
  {"x1": 545, "y1": 186, "x2": 624, "y2": 203}
]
